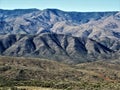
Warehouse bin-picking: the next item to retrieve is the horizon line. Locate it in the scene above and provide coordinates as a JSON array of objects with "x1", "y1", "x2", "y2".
[{"x1": 0, "y1": 8, "x2": 120, "y2": 12}]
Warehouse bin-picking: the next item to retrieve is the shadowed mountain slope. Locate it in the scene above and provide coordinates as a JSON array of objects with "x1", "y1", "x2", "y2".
[
  {"x1": 0, "y1": 9, "x2": 120, "y2": 63},
  {"x1": 0, "y1": 33, "x2": 117, "y2": 63}
]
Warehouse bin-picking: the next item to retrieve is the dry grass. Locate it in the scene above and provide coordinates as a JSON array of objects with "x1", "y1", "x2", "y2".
[
  {"x1": 0, "y1": 86, "x2": 61, "y2": 90},
  {"x1": 0, "y1": 56, "x2": 120, "y2": 90},
  {"x1": 16, "y1": 86, "x2": 61, "y2": 90}
]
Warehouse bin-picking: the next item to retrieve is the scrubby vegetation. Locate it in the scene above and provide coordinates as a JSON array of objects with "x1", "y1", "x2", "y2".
[{"x1": 0, "y1": 56, "x2": 120, "y2": 90}]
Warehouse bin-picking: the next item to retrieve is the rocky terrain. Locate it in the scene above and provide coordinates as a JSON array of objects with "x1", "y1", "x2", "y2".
[
  {"x1": 0, "y1": 56, "x2": 120, "y2": 90},
  {"x1": 0, "y1": 9, "x2": 120, "y2": 63}
]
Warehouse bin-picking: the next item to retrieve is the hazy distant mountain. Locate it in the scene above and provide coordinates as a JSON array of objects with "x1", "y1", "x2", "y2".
[{"x1": 0, "y1": 9, "x2": 120, "y2": 63}]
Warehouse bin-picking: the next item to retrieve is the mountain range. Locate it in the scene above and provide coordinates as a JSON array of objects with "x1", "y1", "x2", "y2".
[{"x1": 0, "y1": 9, "x2": 120, "y2": 63}]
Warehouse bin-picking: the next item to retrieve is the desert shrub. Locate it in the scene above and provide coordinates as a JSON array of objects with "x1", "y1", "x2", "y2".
[
  {"x1": 0, "y1": 66, "x2": 11, "y2": 72},
  {"x1": 10, "y1": 86, "x2": 18, "y2": 90}
]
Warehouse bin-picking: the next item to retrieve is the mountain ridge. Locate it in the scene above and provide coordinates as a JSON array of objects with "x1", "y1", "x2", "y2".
[
  {"x1": 0, "y1": 9, "x2": 120, "y2": 63},
  {"x1": 0, "y1": 33, "x2": 118, "y2": 64}
]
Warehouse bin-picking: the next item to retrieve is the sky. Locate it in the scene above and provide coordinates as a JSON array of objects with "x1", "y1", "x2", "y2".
[{"x1": 0, "y1": 0, "x2": 120, "y2": 12}]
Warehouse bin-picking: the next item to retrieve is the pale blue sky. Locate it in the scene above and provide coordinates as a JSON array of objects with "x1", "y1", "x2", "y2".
[{"x1": 0, "y1": 0, "x2": 120, "y2": 11}]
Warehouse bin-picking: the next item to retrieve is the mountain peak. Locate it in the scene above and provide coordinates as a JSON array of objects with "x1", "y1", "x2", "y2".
[{"x1": 0, "y1": 9, "x2": 120, "y2": 63}]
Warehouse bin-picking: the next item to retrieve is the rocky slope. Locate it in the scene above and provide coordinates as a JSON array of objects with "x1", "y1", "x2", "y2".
[
  {"x1": 0, "y1": 9, "x2": 120, "y2": 63},
  {"x1": 0, "y1": 56, "x2": 120, "y2": 90}
]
